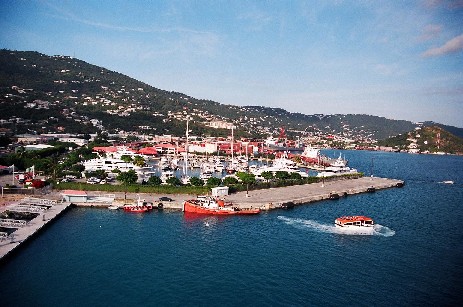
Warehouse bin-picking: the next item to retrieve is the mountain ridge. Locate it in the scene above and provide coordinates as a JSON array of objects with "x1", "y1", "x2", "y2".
[{"x1": 1, "y1": 49, "x2": 462, "y2": 141}]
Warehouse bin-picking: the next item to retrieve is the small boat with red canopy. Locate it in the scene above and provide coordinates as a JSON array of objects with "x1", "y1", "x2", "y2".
[
  {"x1": 335, "y1": 216, "x2": 374, "y2": 228},
  {"x1": 123, "y1": 197, "x2": 154, "y2": 213},
  {"x1": 183, "y1": 197, "x2": 260, "y2": 215}
]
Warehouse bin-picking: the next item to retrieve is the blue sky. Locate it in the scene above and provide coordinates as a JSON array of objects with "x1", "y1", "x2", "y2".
[{"x1": 1, "y1": 0, "x2": 462, "y2": 127}]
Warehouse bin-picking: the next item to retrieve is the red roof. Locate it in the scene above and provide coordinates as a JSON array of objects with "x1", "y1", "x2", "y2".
[
  {"x1": 93, "y1": 146, "x2": 118, "y2": 153},
  {"x1": 138, "y1": 147, "x2": 158, "y2": 155}
]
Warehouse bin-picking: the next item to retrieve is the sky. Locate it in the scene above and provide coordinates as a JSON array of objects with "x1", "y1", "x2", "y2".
[{"x1": 1, "y1": 0, "x2": 462, "y2": 127}]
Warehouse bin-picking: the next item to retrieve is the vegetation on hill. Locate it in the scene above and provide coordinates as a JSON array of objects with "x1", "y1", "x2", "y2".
[
  {"x1": 378, "y1": 126, "x2": 463, "y2": 154},
  {"x1": 1, "y1": 49, "x2": 461, "y2": 141}
]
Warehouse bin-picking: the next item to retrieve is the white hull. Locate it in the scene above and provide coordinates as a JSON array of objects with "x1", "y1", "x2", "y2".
[
  {"x1": 335, "y1": 224, "x2": 375, "y2": 234},
  {"x1": 83, "y1": 157, "x2": 151, "y2": 173}
]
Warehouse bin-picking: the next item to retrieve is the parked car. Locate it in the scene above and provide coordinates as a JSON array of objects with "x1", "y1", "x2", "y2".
[
  {"x1": 159, "y1": 196, "x2": 174, "y2": 202},
  {"x1": 86, "y1": 177, "x2": 100, "y2": 184}
]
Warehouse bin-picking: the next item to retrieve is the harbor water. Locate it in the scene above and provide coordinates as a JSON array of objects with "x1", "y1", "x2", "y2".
[{"x1": 0, "y1": 150, "x2": 462, "y2": 306}]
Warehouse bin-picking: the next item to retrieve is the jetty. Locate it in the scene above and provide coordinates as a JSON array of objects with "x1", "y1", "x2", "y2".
[
  {"x1": 0, "y1": 197, "x2": 72, "y2": 262},
  {"x1": 72, "y1": 176, "x2": 404, "y2": 211},
  {"x1": 224, "y1": 176, "x2": 404, "y2": 210}
]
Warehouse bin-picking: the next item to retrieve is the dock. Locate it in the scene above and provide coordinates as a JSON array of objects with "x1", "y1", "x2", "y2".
[
  {"x1": 0, "y1": 177, "x2": 403, "y2": 261},
  {"x1": 0, "y1": 197, "x2": 72, "y2": 262},
  {"x1": 224, "y1": 176, "x2": 404, "y2": 210},
  {"x1": 74, "y1": 176, "x2": 404, "y2": 211}
]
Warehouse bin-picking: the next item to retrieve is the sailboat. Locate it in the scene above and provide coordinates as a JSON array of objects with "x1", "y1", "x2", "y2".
[{"x1": 181, "y1": 116, "x2": 191, "y2": 185}]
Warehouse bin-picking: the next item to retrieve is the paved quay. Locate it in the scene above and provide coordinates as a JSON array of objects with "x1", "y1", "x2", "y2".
[
  {"x1": 223, "y1": 176, "x2": 404, "y2": 210},
  {"x1": 0, "y1": 197, "x2": 72, "y2": 262},
  {"x1": 78, "y1": 176, "x2": 404, "y2": 211}
]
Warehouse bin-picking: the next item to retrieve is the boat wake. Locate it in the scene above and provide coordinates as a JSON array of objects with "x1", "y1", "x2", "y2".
[{"x1": 277, "y1": 216, "x2": 395, "y2": 237}]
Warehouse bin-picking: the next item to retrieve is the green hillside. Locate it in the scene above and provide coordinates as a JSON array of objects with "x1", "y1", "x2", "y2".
[
  {"x1": 0, "y1": 49, "x2": 457, "y2": 141},
  {"x1": 378, "y1": 126, "x2": 463, "y2": 154}
]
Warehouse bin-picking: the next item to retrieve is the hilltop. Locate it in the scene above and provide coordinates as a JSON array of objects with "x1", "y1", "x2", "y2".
[
  {"x1": 1, "y1": 50, "x2": 461, "y2": 142},
  {"x1": 377, "y1": 126, "x2": 463, "y2": 154}
]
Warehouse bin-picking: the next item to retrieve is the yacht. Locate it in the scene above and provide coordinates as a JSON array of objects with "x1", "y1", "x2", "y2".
[
  {"x1": 83, "y1": 157, "x2": 151, "y2": 173},
  {"x1": 252, "y1": 153, "x2": 309, "y2": 178}
]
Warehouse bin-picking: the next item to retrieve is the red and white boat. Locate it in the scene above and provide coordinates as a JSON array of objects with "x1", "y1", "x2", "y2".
[
  {"x1": 335, "y1": 216, "x2": 374, "y2": 228},
  {"x1": 183, "y1": 197, "x2": 260, "y2": 215},
  {"x1": 123, "y1": 197, "x2": 154, "y2": 213}
]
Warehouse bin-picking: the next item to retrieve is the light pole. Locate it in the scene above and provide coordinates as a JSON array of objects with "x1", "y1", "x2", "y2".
[{"x1": 370, "y1": 157, "x2": 374, "y2": 179}]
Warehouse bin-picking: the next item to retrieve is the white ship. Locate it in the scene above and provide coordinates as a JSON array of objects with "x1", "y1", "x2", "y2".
[
  {"x1": 251, "y1": 153, "x2": 309, "y2": 178},
  {"x1": 83, "y1": 157, "x2": 151, "y2": 173}
]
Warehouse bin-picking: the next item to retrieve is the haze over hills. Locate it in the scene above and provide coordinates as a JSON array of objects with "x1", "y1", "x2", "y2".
[{"x1": 1, "y1": 50, "x2": 462, "y2": 142}]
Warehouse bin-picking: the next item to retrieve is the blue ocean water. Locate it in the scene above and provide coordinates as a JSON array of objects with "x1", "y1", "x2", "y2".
[{"x1": 1, "y1": 151, "x2": 462, "y2": 306}]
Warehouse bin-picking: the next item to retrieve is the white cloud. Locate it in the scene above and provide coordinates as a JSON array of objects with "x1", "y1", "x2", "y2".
[
  {"x1": 422, "y1": 33, "x2": 463, "y2": 57},
  {"x1": 418, "y1": 24, "x2": 442, "y2": 42}
]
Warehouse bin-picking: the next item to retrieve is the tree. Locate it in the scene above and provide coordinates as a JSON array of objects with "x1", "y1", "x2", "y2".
[
  {"x1": 0, "y1": 136, "x2": 11, "y2": 147},
  {"x1": 261, "y1": 171, "x2": 274, "y2": 182},
  {"x1": 147, "y1": 175, "x2": 162, "y2": 186},
  {"x1": 289, "y1": 172, "x2": 302, "y2": 180},
  {"x1": 222, "y1": 176, "x2": 238, "y2": 185},
  {"x1": 166, "y1": 176, "x2": 181, "y2": 186},
  {"x1": 133, "y1": 155, "x2": 145, "y2": 167},
  {"x1": 117, "y1": 169, "x2": 138, "y2": 185},
  {"x1": 190, "y1": 176, "x2": 204, "y2": 186},
  {"x1": 236, "y1": 172, "x2": 256, "y2": 196},
  {"x1": 236, "y1": 172, "x2": 256, "y2": 185},
  {"x1": 120, "y1": 155, "x2": 133, "y2": 163},
  {"x1": 275, "y1": 171, "x2": 290, "y2": 181},
  {"x1": 206, "y1": 177, "x2": 222, "y2": 187},
  {"x1": 85, "y1": 169, "x2": 106, "y2": 179}
]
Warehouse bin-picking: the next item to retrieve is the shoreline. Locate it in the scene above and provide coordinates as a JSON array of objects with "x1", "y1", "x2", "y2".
[
  {"x1": 0, "y1": 176, "x2": 403, "y2": 262},
  {"x1": 66, "y1": 176, "x2": 403, "y2": 211},
  {"x1": 2, "y1": 176, "x2": 404, "y2": 212}
]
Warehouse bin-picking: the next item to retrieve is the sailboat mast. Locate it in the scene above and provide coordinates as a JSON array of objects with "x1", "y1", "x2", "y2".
[
  {"x1": 231, "y1": 125, "x2": 234, "y2": 161},
  {"x1": 185, "y1": 117, "x2": 189, "y2": 175}
]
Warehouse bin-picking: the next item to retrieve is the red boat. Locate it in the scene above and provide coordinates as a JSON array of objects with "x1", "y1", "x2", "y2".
[
  {"x1": 123, "y1": 205, "x2": 149, "y2": 213},
  {"x1": 123, "y1": 197, "x2": 154, "y2": 213},
  {"x1": 183, "y1": 197, "x2": 260, "y2": 215}
]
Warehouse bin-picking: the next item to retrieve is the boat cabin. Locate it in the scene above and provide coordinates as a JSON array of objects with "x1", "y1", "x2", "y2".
[{"x1": 335, "y1": 216, "x2": 374, "y2": 227}]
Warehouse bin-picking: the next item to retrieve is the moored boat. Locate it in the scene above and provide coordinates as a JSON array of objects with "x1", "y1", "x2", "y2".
[
  {"x1": 123, "y1": 197, "x2": 154, "y2": 213},
  {"x1": 123, "y1": 205, "x2": 149, "y2": 213},
  {"x1": 183, "y1": 197, "x2": 260, "y2": 215}
]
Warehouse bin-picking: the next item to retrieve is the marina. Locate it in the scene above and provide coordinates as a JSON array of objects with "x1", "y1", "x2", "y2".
[{"x1": 0, "y1": 150, "x2": 461, "y2": 306}]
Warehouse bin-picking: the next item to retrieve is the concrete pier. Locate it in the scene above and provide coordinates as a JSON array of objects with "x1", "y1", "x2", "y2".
[
  {"x1": 76, "y1": 176, "x2": 403, "y2": 211},
  {"x1": 224, "y1": 176, "x2": 404, "y2": 210},
  {"x1": 0, "y1": 197, "x2": 72, "y2": 262}
]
